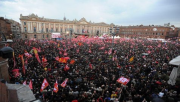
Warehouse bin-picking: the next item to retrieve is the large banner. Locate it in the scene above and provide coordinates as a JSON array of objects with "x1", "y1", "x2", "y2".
[{"x1": 52, "y1": 33, "x2": 61, "y2": 38}]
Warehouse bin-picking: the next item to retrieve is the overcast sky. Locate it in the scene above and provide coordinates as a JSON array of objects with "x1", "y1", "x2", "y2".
[{"x1": 0, "y1": 0, "x2": 180, "y2": 27}]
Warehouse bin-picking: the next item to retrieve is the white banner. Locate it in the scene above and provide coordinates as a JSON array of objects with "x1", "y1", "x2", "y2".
[{"x1": 52, "y1": 33, "x2": 61, "y2": 38}]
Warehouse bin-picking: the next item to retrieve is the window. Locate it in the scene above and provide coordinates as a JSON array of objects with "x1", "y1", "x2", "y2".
[
  {"x1": 24, "y1": 27, "x2": 27, "y2": 32},
  {"x1": 34, "y1": 34, "x2": 36, "y2": 38},
  {"x1": 51, "y1": 28, "x2": 53, "y2": 32},
  {"x1": 42, "y1": 23, "x2": 44, "y2": 26},
  {"x1": 24, "y1": 22, "x2": 26, "y2": 25},
  {"x1": 61, "y1": 28, "x2": 62, "y2": 32},
  {"x1": 56, "y1": 28, "x2": 58, "y2": 32},
  {"x1": 162, "y1": 33, "x2": 163, "y2": 35},
  {"x1": 46, "y1": 28, "x2": 48, "y2": 32},
  {"x1": 25, "y1": 34, "x2": 27, "y2": 38},
  {"x1": 34, "y1": 27, "x2": 36, "y2": 32},
  {"x1": 47, "y1": 34, "x2": 48, "y2": 38},
  {"x1": 42, "y1": 34, "x2": 44, "y2": 38},
  {"x1": 42, "y1": 28, "x2": 44, "y2": 32},
  {"x1": 65, "y1": 28, "x2": 66, "y2": 32}
]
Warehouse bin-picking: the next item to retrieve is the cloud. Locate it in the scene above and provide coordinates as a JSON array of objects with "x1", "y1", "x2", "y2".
[{"x1": 0, "y1": 0, "x2": 180, "y2": 27}]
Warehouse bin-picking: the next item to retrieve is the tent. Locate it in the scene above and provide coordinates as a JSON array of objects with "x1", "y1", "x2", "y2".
[
  {"x1": 168, "y1": 55, "x2": 180, "y2": 85},
  {"x1": 169, "y1": 55, "x2": 180, "y2": 66}
]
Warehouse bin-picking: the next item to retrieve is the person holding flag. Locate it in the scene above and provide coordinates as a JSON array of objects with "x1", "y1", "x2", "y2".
[
  {"x1": 29, "y1": 80, "x2": 33, "y2": 89},
  {"x1": 40, "y1": 79, "x2": 49, "y2": 92},
  {"x1": 129, "y1": 56, "x2": 134, "y2": 62},
  {"x1": 61, "y1": 78, "x2": 68, "y2": 88},
  {"x1": 53, "y1": 80, "x2": 58, "y2": 93}
]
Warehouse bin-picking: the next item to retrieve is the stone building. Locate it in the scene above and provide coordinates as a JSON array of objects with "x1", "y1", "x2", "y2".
[{"x1": 20, "y1": 14, "x2": 114, "y2": 39}]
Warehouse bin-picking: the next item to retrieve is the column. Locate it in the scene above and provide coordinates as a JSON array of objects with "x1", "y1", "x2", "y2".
[
  {"x1": 36, "y1": 22, "x2": 39, "y2": 32},
  {"x1": 72, "y1": 25, "x2": 74, "y2": 33},
  {"x1": 21, "y1": 21, "x2": 23, "y2": 32},
  {"x1": 44, "y1": 23, "x2": 45, "y2": 33},
  {"x1": 54, "y1": 23, "x2": 55, "y2": 32},
  {"x1": 62, "y1": 24, "x2": 64, "y2": 33},
  {"x1": 31, "y1": 22, "x2": 33, "y2": 32},
  {"x1": 28, "y1": 22, "x2": 30, "y2": 32},
  {"x1": 49, "y1": 23, "x2": 50, "y2": 32},
  {"x1": 59, "y1": 24, "x2": 60, "y2": 32},
  {"x1": 80, "y1": 25, "x2": 82, "y2": 33},
  {"x1": 89, "y1": 26, "x2": 90, "y2": 33},
  {"x1": 39, "y1": 22, "x2": 41, "y2": 32}
]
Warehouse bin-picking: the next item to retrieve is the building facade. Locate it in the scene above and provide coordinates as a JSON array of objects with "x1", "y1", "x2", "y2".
[
  {"x1": 116, "y1": 24, "x2": 179, "y2": 39},
  {"x1": 9, "y1": 20, "x2": 21, "y2": 39},
  {"x1": 0, "y1": 17, "x2": 12, "y2": 40},
  {"x1": 20, "y1": 14, "x2": 113, "y2": 39}
]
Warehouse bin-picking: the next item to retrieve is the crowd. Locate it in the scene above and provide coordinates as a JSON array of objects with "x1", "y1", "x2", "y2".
[{"x1": 8, "y1": 37, "x2": 180, "y2": 102}]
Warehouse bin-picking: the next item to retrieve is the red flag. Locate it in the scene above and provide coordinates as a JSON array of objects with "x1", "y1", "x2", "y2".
[
  {"x1": 76, "y1": 49, "x2": 79, "y2": 53},
  {"x1": 59, "y1": 57, "x2": 67, "y2": 63},
  {"x1": 64, "y1": 52, "x2": 68, "y2": 56},
  {"x1": 12, "y1": 69, "x2": 20, "y2": 78},
  {"x1": 42, "y1": 57, "x2": 47, "y2": 63},
  {"x1": 61, "y1": 78, "x2": 68, "y2": 88},
  {"x1": 64, "y1": 64, "x2": 69, "y2": 71},
  {"x1": 53, "y1": 80, "x2": 58, "y2": 93},
  {"x1": 20, "y1": 55, "x2": 25, "y2": 75},
  {"x1": 117, "y1": 77, "x2": 130, "y2": 85},
  {"x1": 78, "y1": 42, "x2": 82, "y2": 46},
  {"x1": 70, "y1": 59, "x2": 75, "y2": 64},
  {"x1": 23, "y1": 80, "x2": 27, "y2": 85},
  {"x1": 117, "y1": 64, "x2": 121, "y2": 69},
  {"x1": 33, "y1": 47, "x2": 41, "y2": 63},
  {"x1": 24, "y1": 52, "x2": 32, "y2": 58},
  {"x1": 112, "y1": 56, "x2": 115, "y2": 61},
  {"x1": 37, "y1": 47, "x2": 41, "y2": 52},
  {"x1": 29, "y1": 80, "x2": 33, "y2": 89},
  {"x1": 89, "y1": 63, "x2": 93, "y2": 69},
  {"x1": 55, "y1": 56, "x2": 59, "y2": 61},
  {"x1": 13, "y1": 52, "x2": 16, "y2": 68},
  {"x1": 88, "y1": 49, "x2": 92, "y2": 53},
  {"x1": 40, "y1": 79, "x2": 49, "y2": 92},
  {"x1": 108, "y1": 49, "x2": 112, "y2": 55}
]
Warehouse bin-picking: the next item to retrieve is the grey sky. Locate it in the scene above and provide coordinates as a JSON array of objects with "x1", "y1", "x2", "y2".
[{"x1": 0, "y1": 0, "x2": 180, "y2": 27}]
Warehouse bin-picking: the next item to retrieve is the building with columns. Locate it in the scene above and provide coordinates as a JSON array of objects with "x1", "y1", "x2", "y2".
[{"x1": 20, "y1": 14, "x2": 114, "y2": 39}]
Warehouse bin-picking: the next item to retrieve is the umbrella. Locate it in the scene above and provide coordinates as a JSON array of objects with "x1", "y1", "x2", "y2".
[{"x1": 169, "y1": 55, "x2": 180, "y2": 66}]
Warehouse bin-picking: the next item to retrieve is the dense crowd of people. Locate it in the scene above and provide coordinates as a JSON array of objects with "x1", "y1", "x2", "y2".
[{"x1": 8, "y1": 37, "x2": 180, "y2": 102}]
